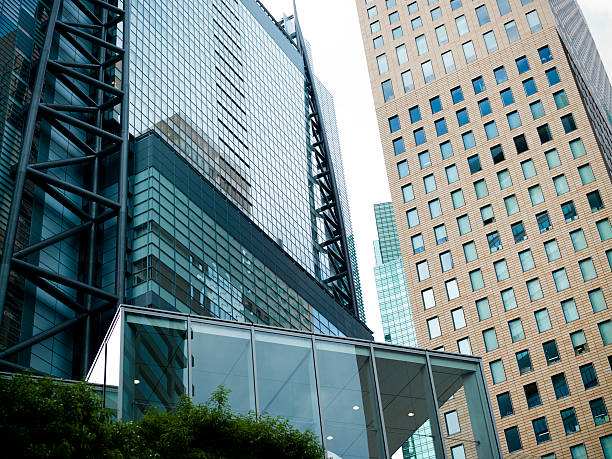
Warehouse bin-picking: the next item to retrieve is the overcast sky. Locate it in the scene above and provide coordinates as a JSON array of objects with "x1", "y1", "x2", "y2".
[{"x1": 261, "y1": 0, "x2": 612, "y2": 341}]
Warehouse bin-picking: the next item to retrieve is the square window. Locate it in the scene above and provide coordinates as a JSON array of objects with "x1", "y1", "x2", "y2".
[
  {"x1": 530, "y1": 100, "x2": 545, "y2": 119},
  {"x1": 407, "y1": 208, "x2": 419, "y2": 227},
  {"x1": 507, "y1": 111, "x2": 522, "y2": 130},
  {"x1": 532, "y1": 417, "x2": 550, "y2": 444},
  {"x1": 497, "y1": 392, "x2": 513, "y2": 417},
  {"x1": 463, "y1": 241, "x2": 477, "y2": 263},
  {"x1": 451, "y1": 189, "x2": 465, "y2": 209},
  {"x1": 470, "y1": 269, "x2": 484, "y2": 291},
  {"x1": 424, "y1": 174, "x2": 437, "y2": 193},
  {"x1": 392, "y1": 25, "x2": 403, "y2": 39},
  {"x1": 427, "y1": 317, "x2": 441, "y2": 338},
  {"x1": 553, "y1": 268, "x2": 570, "y2": 291},
  {"x1": 393, "y1": 137, "x2": 405, "y2": 155},
  {"x1": 589, "y1": 398, "x2": 609, "y2": 426},
  {"x1": 490, "y1": 359, "x2": 506, "y2": 384},
  {"x1": 445, "y1": 410, "x2": 461, "y2": 435},
  {"x1": 571, "y1": 330, "x2": 589, "y2": 356},
  {"x1": 451, "y1": 86, "x2": 464, "y2": 104},
  {"x1": 409, "y1": 105, "x2": 421, "y2": 123},
  {"x1": 451, "y1": 307, "x2": 465, "y2": 328},
  {"x1": 435, "y1": 118, "x2": 448, "y2": 136},
  {"x1": 552, "y1": 373, "x2": 570, "y2": 399},
  {"x1": 512, "y1": 221, "x2": 527, "y2": 242},
  {"x1": 429, "y1": 199, "x2": 442, "y2": 218},
  {"x1": 419, "y1": 150, "x2": 431, "y2": 169},
  {"x1": 504, "y1": 426, "x2": 522, "y2": 453},
  {"x1": 462, "y1": 131, "x2": 476, "y2": 150},
  {"x1": 539, "y1": 45, "x2": 553, "y2": 63},
  {"x1": 417, "y1": 260, "x2": 430, "y2": 281},
  {"x1": 435, "y1": 24, "x2": 448, "y2": 45},
  {"x1": 412, "y1": 233, "x2": 424, "y2": 254},
  {"x1": 521, "y1": 159, "x2": 536, "y2": 178},
  {"x1": 411, "y1": 16, "x2": 422, "y2": 30},
  {"x1": 535, "y1": 308, "x2": 552, "y2": 332},
  {"x1": 537, "y1": 211, "x2": 552, "y2": 232},
  {"x1": 562, "y1": 200, "x2": 578, "y2": 222},
  {"x1": 500, "y1": 88, "x2": 514, "y2": 106},
  {"x1": 486, "y1": 122, "x2": 499, "y2": 140},
  {"x1": 580, "y1": 363, "x2": 598, "y2": 389},
  {"x1": 554, "y1": 90, "x2": 569, "y2": 109},
  {"x1": 519, "y1": 249, "x2": 535, "y2": 272},
  {"x1": 488, "y1": 231, "x2": 501, "y2": 252},
  {"x1": 597, "y1": 218, "x2": 612, "y2": 241},
  {"x1": 478, "y1": 98, "x2": 492, "y2": 116},
  {"x1": 578, "y1": 164, "x2": 595, "y2": 185},
  {"x1": 446, "y1": 164, "x2": 459, "y2": 183},
  {"x1": 468, "y1": 154, "x2": 481, "y2": 173},
  {"x1": 397, "y1": 160, "x2": 409, "y2": 178},
  {"x1": 561, "y1": 113, "x2": 577, "y2": 133},
  {"x1": 430, "y1": 96, "x2": 442, "y2": 113},
  {"x1": 483, "y1": 30, "x2": 498, "y2": 53},
  {"x1": 562, "y1": 298, "x2": 579, "y2": 323},
  {"x1": 505, "y1": 195, "x2": 519, "y2": 216},
  {"x1": 414, "y1": 128, "x2": 426, "y2": 145},
  {"x1": 476, "y1": 297, "x2": 490, "y2": 320},
  {"x1": 502, "y1": 288, "x2": 517, "y2": 311},
  {"x1": 579, "y1": 258, "x2": 597, "y2": 281},
  {"x1": 509, "y1": 318, "x2": 525, "y2": 342},
  {"x1": 472, "y1": 76, "x2": 485, "y2": 94},
  {"x1": 474, "y1": 179, "x2": 488, "y2": 199},
  {"x1": 529, "y1": 185, "x2": 544, "y2": 206},
  {"x1": 523, "y1": 78, "x2": 537, "y2": 96},
  {"x1": 524, "y1": 382, "x2": 541, "y2": 407},
  {"x1": 422, "y1": 288, "x2": 436, "y2": 309},
  {"x1": 526, "y1": 9, "x2": 542, "y2": 32},
  {"x1": 570, "y1": 229, "x2": 587, "y2": 251},
  {"x1": 494, "y1": 259, "x2": 509, "y2": 281},
  {"x1": 589, "y1": 288, "x2": 607, "y2": 312},
  {"x1": 505, "y1": 20, "x2": 520, "y2": 43},
  {"x1": 527, "y1": 278, "x2": 543, "y2": 301},
  {"x1": 587, "y1": 190, "x2": 604, "y2": 212},
  {"x1": 514, "y1": 134, "x2": 529, "y2": 153},
  {"x1": 389, "y1": 115, "x2": 400, "y2": 133},
  {"x1": 434, "y1": 224, "x2": 447, "y2": 244},
  {"x1": 498, "y1": 169, "x2": 512, "y2": 189},
  {"x1": 483, "y1": 328, "x2": 499, "y2": 351},
  {"x1": 456, "y1": 108, "x2": 470, "y2": 127},
  {"x1": 402, "y1": 70, "x2": 415, "y2": 92},
  {"x1": 382, "y1": 79, "x2": 394, "y2": 101},
  {"x1": 545, "y1": 149, "x2": 561, "y2": 169},
  {"x1": 440, "y1": 140, "x2": 454, "y2": 159},
  {"x1": 544, "y1": 239, "x2": 560, "y2": 261},
  {"x1": 516, "y1": 56, "x2": 530, "y2": 74},
  {"x1": 546, "y1": 67, "x2": 560, "y2": 85},
  {"x1": 481, "y1": 204, "x2": 495, "y2": 225},
  {"x1": 402, "y1": 183, "x2": 414, "y2": 202},
  {"x1": 543, "y1": 340, "x2": 560, "y2": 365},
  {"x1": 494, "y1": 66, "x2": 508, "y2": 84},
  {"x1": 458, "y1": 214, "x2": 471, "y2": 235}
]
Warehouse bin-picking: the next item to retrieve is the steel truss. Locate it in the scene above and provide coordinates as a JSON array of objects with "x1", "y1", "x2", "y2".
[
  {"x1": 293, "y1": 19, "x2": 359, "y2": 318},
  {"x1": 0, "y1": 0, "x2": 130, "y2": 378}
]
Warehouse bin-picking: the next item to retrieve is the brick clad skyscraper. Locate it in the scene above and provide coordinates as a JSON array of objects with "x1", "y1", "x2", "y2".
[{"x1": 357, "y1": 0, "x2": 612, "y2": 457}]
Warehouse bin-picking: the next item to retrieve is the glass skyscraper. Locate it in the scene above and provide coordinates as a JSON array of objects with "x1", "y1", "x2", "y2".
[{"x1": 0, "y1": 0, "x2": 368, "y2": 380}]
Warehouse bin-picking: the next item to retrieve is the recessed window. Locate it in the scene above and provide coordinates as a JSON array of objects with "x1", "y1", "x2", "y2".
[
  {"x1": 412, "y1": 233, "x2": 424, "y2": 254},
  {"x1": 393, "y1": 137, "x2": 405, "y2": 155},
  {"x1": 414, "y1": 128, "x2": 426, "y2": 146},
  {"x1": 396, "y1": 44, "x2": 409, "y2": 65},
  {"x1": 457, "y1": 337, "x2": 472, "y2": 355},
  {"x1": 562, "y1": 298, "x2": 579, "y2": 323},
  {"x1": 450, "y1": 0, "x2": 462, "y2": 10},
  {"x1": 382, "y1": 79, "x2": 394, "y2": 102},
  {"x1": 514, "y1": 134, "x2": 529, "y2": 153},
  {"x1": 419, "y1": 150, "x2": 431, "y2": 169},
  {"x1": 430, "y1": 96, "x2": 442, "y2": 114},
  {"x1": 516, "y1": 56, "x2": 530, "y2": 74},
  {"x1": 589, "y1": 397, "x2": 609, "y2": 426},
  {"x1": 507, "y1": 111, "x2": 522, "y2": 130},
  {"x1": 435, "y1": 24, "x2": 448, "y2": 45},
  {"x1": 546, "y1": 67, "x2": 560, "y2": 85},
  {"x1": 462, "y1": 40, "x2": 477, "y2": 63},
  {"x1": 570, "y1": 330, "x2": 589, "y2": 356},
  {"x1": 467, "y1": 154, "x2": 481, "y2": 173},
  {"x1": 434, "y1": 224, "x2": 447, "y2": 244},
  {"x1": 367, "y1": 6, "x2": 378, "y2": 19},
  {"x1": 481, "y1": 204, "x2": 495, "y2": 225},
  {"x1": 532, "y1": 417, "x2": 550, "y2": 444},
  {"x1": 554, "y1": 90, "x2": 569, "y2": 109},
  {"x1": 527, "y1": 277, "x2": 543, "y2": 301},
  {"x1": 456, "y1": 108, "x2": 470, "y2": 127},
  {"x1": 587, "y1": 190, "x2": 604, "y2": 212},
  {"x1": 599, "y1": 320, "x2": 612, "y2": 345},
  {"x1": 446, "y1": 164, "x2": 459, "y2": 184},
  {"x1": 385, "y1": 0, "x2": 396, "y2": 8},
  {"x1": 512, "y1": 221, "x2": 526, "y2": 243},
  {"x1": 497, "y1": 169, "x2": 512, "y2": 189},
  {"x1": 377, "y1": 54, "x2": 389, "y2": 74},
  {"x1": 429, "y1": 199, "x2": 442, "y2": 218},
  {"x1": 539, "y1": 45, "x2": 553, "y2": 63},
  {"x1": 388, "y1": 115, "x2": 400, "y2": 133},
  {"x1": 544, "y1": 239, "x2": 560, "y2": 261},
  {"x1": 521, "y1": 159, "x2": 536, "y2": 180},
  {"x1": 526, "y1": 9, "x2": 542, "y2": 32},
  {"x1": 472, "y1": 76, "x2": 485, "y2": 95},
  {"x1": 523, "y1": 78, "x2": 537, "y2": 96},
  {"x1": 458, "y1": 214, "x2": 471, "y2": 235},
  {"x1": 476, "y1": 5, "x2": 490, "y2": 26},
  {"x1": 494, "y1": 66, "x2": 508, "y2": 84},
  {"x1": 494, "y1": 259, "x2": 509, "y2": 281},
  {"x1": 579, "y1": 257, "x2": 597, "y2": 282},
  {"x1": 370, "y1": 21, "x2": 381, "y2": 33},
  {"x1": 589, "y1": 288, "x2": 607, "y2": 313},
  {"x1": 389, "y1": 11, "x2": 399, "y2": 23},
  {"x1": 519, "y1": 249, "x2": 535, "y2": 272},
  {"x1": 504, "y1": 20, "x2": 520, "y2": 43},
  {"x1": 402, "y1": 183, "x2": 414, "y2": 202},
  {"x1": 423, "y1": 174, "x2": 436, "y2": 193},
  {"x1": 504, "y1": 426, "x2": 522, "y2": 453},
  {"x1": 530, "y1": 100, "x2": 545, "y2": 120},
  {"x1": 580, "y1": 362, "x2": 599, "y2": 389},
  {"x1": 578, "y1": 164, "x2": 595, "y2": 185},
  {"x1": 422, "y1": 60, "x2": 435, "y2": 83},
  {"x1": 392, "y1": 25, "x2": 403, "y2": 39},
  {"x1": 553, "y1": 268, "x2": 570, "y2": 291},
  {"x1": 411, "y1": 16, "x2": 422, "y2": 30},
  {"x1": 408, "y1": 105, "x2": 421, "y2": 123},
  {"x1": 528, "y1": 185, "x2": 544, "y2": 206},
  {"x1": 422, "y1": 288, "x2": 436, "y2": 309},
  {"x1": 397, "y1": 160, "x2": 409, "y2": 178},
  {"x1": 552, "y1": 373, "x2": 570, "y2": 399},
  {"x1": 451, "y1": 86, "x2": 464, "y2": 104},
  {"x1": 435, "y1": 118, "x2": 448, "y2": 136},
  {"x1": 478, "y1": 98, "x2": 492, "y2": 117},
  {"x1": 545, "y1": 149, "x2": 561, "y2": 169},
  {"x1": 416, "y1": 34, "x2": 428, "y2": 55},
  {"x1": 497, "y1": 392, "x2": 513, "y2": 417},
  {"x1": 543, "y1": 340, "x2": 560, "y2": 365},
  {"x1": 430, "y1": 6, "x2": 442, "y2": 20},
  {"x1": 373, "y1": 35, "x2": 384, "y2": 49},
  {"x1": 474, "y1": 179, "x2": 488, "y2": 199},
  {"x1": 407, "y1": 208, "x2": 419, "y2": 227},
  {"x1": 561, "y1": 200, "x2": 577, "y2": 222},
  {"x1": 417, "y1": 260, "x2": 430, "y2": 281},
  {"x1": 483, "y1": 328, "x2": 498, "y2": 351},
  {"x1": 490, "y1": 359, "x2": 506, "y2": 384},
  {"x1": 463, "y1": 241, "x2": 477, "y2": 263},
  {"x1": 451, "y1": 307, "x2": 466, "y2": 329},
  {"x1": 504, "y1": 195, "x2": 519, "y2": 216},
  {"x1": 498, "y1": 294, "x2": 520, "y2": 323},
  {"x1": 488, "y1": 231, "x2": 501, "y2": 252},
  {"x1": 570, "y1": 229, "x2": 587, "y2": 251},
  {"x1": 445, "y1": 410, "x2": 461, "y2": 435},
  {"x1": 561, "y1": 113, "x2": 577, "y2": 133},
  {"x1": 462, "y1": 131, "x2": 475, "y2": 150},
  {"x1": 427, "y1": 316, "x2": 441, "y2": 338},
  {"x1": 483, "y1": 30, "x2": 498, "y2": 53},
  {"x1": 408, "y1": 1, "x2": 418, "y2": 14},
  {"x1": 509, "y1": 318, "x2": 525, "y2": 342},
  {"x1": 500, "y1": 88, "x2": 514, "y2": 106},
  {"x1": 455, "y1": 15, "x2": 469, "y2": 36},
  {"x1": 470, "y1": 268, "x2": 484, "y2": 291},
  {"x1": 485, "y1": 122, "x2": 499, "y2": 140},
  {"x1": 401, "y1": 70, "x2": 415, "y2": 92},
  {"x1": 447, "y1": 280, "x2": 460, "y2": 301},
  {"x1": 476, "y1": 297, "x2": 490, "y2": 320},
  {"x1": 524, "y1": 382, "x2": 541, "y2": 407},
  {"x1": 450, "y1": 445, "x2": 465, "y2": 459},
  {"x1": 535, "y1": 308, "x2": 552, "y2": 333},
  {"x1": 537, "y1": 211, "x2": 552, "y2": 232},
  {"x1": 597, "y1": 218, "x2": 612, "y2": 241}
]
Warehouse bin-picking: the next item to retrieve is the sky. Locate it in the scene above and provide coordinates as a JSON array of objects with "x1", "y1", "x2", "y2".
[{"x1": 261, "y1": 0, "x2": 612, "y2": 341}]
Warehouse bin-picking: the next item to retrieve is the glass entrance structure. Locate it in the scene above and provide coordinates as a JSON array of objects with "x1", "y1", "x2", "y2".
[{"x1": 89, "y1": 305, "x2": 502, "y2": 458}]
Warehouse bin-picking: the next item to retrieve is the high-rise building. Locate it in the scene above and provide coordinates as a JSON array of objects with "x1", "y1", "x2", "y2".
[
  {"x1": 358, "y1": 0, "x2": 612, "y2": 457},
  {"x1": 0, "y1": 0, "x2": 370, "y2": 380}
]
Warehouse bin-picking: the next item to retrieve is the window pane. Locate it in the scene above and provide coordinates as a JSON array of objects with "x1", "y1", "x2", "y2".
[
  {"x1": 479, "y1": 98, "x2": 492, "y2": 116},
  {"x1": 424, "y1": 174, "x2": 436, "y2": 192},
  {"x1": 587, "y1": 190, "x2": 604, "y2": 212},
  {"x1": 488, "y1": 231, "x2": 501, "y2": 252},
  {"x1": 597, "y1": 219, "x2": 612, "y2": 241},
  {"x1": 532, "y1": 417, "x2": 550, "y2": 444},
  {"x1": 554, "y1": 90, "x2": 569, "y2": 109},
  {"x1": 423, "y1": 288, "x2": 436, "y2": 309},
  {"x1": 498, "y1": 169, "x2": 512, "y2": 189},
  {"x1": 411, "y1": 16, "x2": 422, "y2": 30},
  {"x1": 519, "y1": 249, "x2": 535, "y2": 271},
  {"x1": 502, "y1": 288, "x2": 517, "y2": 311},
  {"x1": 570, "y1": 138, "x2": 586, "y2": 158},
  {"x1": 419, "y1": 150, "x2": 431, "y2": 168},
  {"x1": 497, "y1": 392, "x2": 513, "y2": 417},
  {"x1": 509, "y1": 318, "x2": 525, "y2": 342},
  {"x1": 553, "y1": 174, "x2": 570, "y2": 195},
  {"x1": 397, "y1": 160, "x2": 409, "y2": 178},
  {"x1": 470, "y1": 269, "x2": 484, "y2": 291},
  {"x1": 579, "y1": 258, "x2": 597, "y2": 281},
  {"x1": 543, "y1": 340, "x2": 560, "y2": 364},
  {"x1": 422, "y1": 60, "x2": 435, "y2": 83},
  {"x1": 552, "y1": 373, "x2": 570, "y2": 399},
  {"x1": 562, "y1": 298, "x2": 579, "y2": 323},
  {"x1": 497, "y1": 0, "x2": 511, "y2": 15},
  {"x1": 561, "y1": 113, "x2": 577, "y2": 133},
  {"x1": 538, "y1": 45, "x2": 552, "y2": 63},
  {"x1": 516, "y1": 56, "x2": 530, "y2": 74},
  {"x1": 529, "y1": 185, "x2": 544, "y2": 205},
  {"x1": 504, "y1": 426, "x2": 521, "y2": 453},
  {"x1": 447, "y1": 279, "x2": 460, "y2": 300},
  {"x1": 546, "y1": 67, "x2": 560, "y2": 85},
  {"x1": 512, "y1": 221, "x2": 526, "y2": 243},
  {"x1": 505, "y1": 195, "x2": 519, "y2": 216},
  {"x1": 530, "y1": 100, "x2": 545, "y2": 119},
  {"x1": 382, "y1": 79, "x2": 394, "y2": 101},
  {"x1": 472, "y1": 76, "x2": 486, "y2": 94},
  {"x1": 446, "y1": 165, "x2": 459, "y2": 183},
  {"x1": 521, "y1": 159, "x2": 536, "y2": 178},
  {"x1": 440, "y1": 140, "x2": 453, "y2": 158},
  {"x1": 392, "y1": 26, "x2": 403, "y2": 39},
  {"x1": 599, "y1": 320, "x2": 612, "y2": 345},
  {"x1": 494, "y1": 259, "x2": 509, "y2": 281},
  {"x1": 483, "y1": 328, "x2": 499, "y2": 351},
  {"x1": 412, "y1": 234, "x2": 424, "y2": 254},
  {"x1": 456, "y1": 15, "x2": 469, "y2": 35},
  {"x1": 462, "y1": 41, "x2": 477, "y2": 63},
  {"x1": 476, "y1": 297, "x2": 491, "y2": 320},
  {"x1": 535, "y1": 309, "x2": 552, "y2": 332},
  {"x1": 481, "y1": 204, "x2": 495, "y2": 225},
  {"x1": 505, "y1": 20, "x2": 520, "y2": 43},
  {"x1": 435, "y1": 224, "x2": 447, "y2": 244},
  {"x1": 589, "y1": 398, "x2": 609, "y2": 426},
  {"x1": 537, "y1": 211, "x2": 552, "y2": 232},
  {"x1": 393, "y1": 137, "x2": 405, "y2": 155},
  {"x1": 553, "y1": 268, "x2": 570, "y2": 291},
  {"x1": 451, "y1": 307, "x2": 465, "y2": 328},
  {"x1": 562, "y1": 200, "x2": 577, "y2": 222},
  {"x1": 414, "y1": 128, "x2": 426, "y2": 146},
  {"x1": 407, "y1": 208, "x2": 419, "y2": 227},
  {"x1": 396, "y1": 44, "x2": 409, "y2": 64},
  {"x1": 527, "y1": 278, "x2": 543, "y2": 300},
  {"x1": 483, "y1": 30, "x2": 498, "y2": 53},
  {"x1": 589, "y1": 288, "x2": 607, "y2": 312},
  {"x1": 507, "y1": 111, "x2": 522, "y2": 129},
  {"x1": 580, "y1": 363, "x2": 598, "y2": 389},
  {"x1": 486, "y1": 122, "x2": 499, "y2": 140},
  {"x1": 428, "y1": 317, "x2": 441, "y2": 338},
  {"x1": 401, "y1": 70, "x2": 415, "y2": 92},
  {"x1": 458, "y1": 214, "x2": 471, "y2": 235},
  {"x1": 417, "y1": 260, "x2": 430, "y2": 281},
  {"x1": 545, "y1": 149, "x2": 561, "y2": 169},
  {"x1": 429, "y1": 199, "x2": 442, "y2": 218},
  {"x1": 474, "y1": 179, "x2": 488, "y2": 199},
  {"x1": 467, "y1": 152, "x2": 480, "y2": 173},
  {"x1": 578, "y1": 164, "x2": 595, "y2": 185},
  {"x1": 490, "y1": 359, "x2": 506, "y2": 384},
  {"x1": 545, "y1": 239, "x2": 560, "y2": 261},
  {"x1": 435, "y1": 117, "x2": 448, "y2": 135},
  {"x1": 436, "y1": 24, "x2": 448, "y2": 44},
  {"x1": 416, "y1": 34, "x2": 428, "y2": 55},
  {"x1": 570, "y1": 330, "x2": 588, "y2": 355},
  {"x1": 524, "y1": 382, "x2": 541, "y2": 407},
  {"x1": 377, "y1": 54, "x2": 388, "y2": 74},
  {"x1": 476, "y1": 5, "x2": 490, "y2": 25},
  {"x1": 526, "y1": 10, "x2": 542, "y2": 32},
  {"x1": 463, "y1": 241, "x2": 477, "y2": 262},
  {"x1": 402, "y1": 183, "x2": 414, "y2": 202},
  {"x1": 494, "y1": 66, "x2": 508, "y2": 84},
  {"x1": 445, "y1": 410, "x2": 461, "y2": 435}
]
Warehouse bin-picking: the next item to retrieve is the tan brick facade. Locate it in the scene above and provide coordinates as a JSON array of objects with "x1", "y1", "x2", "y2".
[{"x1": 356, "y1": 0, "x2": 612, "y2": 457}]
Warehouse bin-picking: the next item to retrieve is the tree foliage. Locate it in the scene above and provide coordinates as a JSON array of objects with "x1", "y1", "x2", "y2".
[{"x1": 0, "y1": 375, "x2": 325, "y2": 459}]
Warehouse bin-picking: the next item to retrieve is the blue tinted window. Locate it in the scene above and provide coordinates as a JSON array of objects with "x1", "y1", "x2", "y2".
[
  {"x1": 382, "y1": 79, "x2": 394, "y2": 101},
  {"x1": 500, "y1": 88, "x2": 514, "y2": 106},
  {"x1": 497, "y1": 392, "x2": 513, "y2": 417},
  {"x1": 504, "y1": 426, "x2": 522, "y2": 453},
  {"x1": 546, "y1": 67, "x2": 560, "y2": 85},
  {"x1": 414, "y1": 128, "x2": 426, "y2": 145},
  {"x1": 538, "y1": 45, "x2": 552, "y2": 63},
  {"x1": 389, "y1": 11, "x2": 399, "y2": 23},
  {"x1": 494, "y1": 66, "x2": 508, "y2": 84},
  {"x1": 478, "y1": 98, "x2": 492, "y2": 116},
  {"x1": 463, "y1": 131, "x2": 476, "y2": 150},
  {"x1": 435, "y1": 118, "x2": 448, "y2": 136},
  {"x1": 397, "y1": 160, "x2": 409, "y2": 178},
  {"x1": 440, "y1": 140, "x2": 453, "y2": 159},
  {"x1": 450, "y1": 0, "x2": 462, "y2": 10},
  {"x1": 507, "y1": 111, "x2": 522, "y2": 130},
  {"x1": 468, "y1": 154, "x2": 481, "y2": 173},
  {"x1": 451, "y1": 86, "x2": 464, "y2": 103},
  {"x1": 516, "y1": 56, "x2": 530, "y2": 74},
  {"x1": 389, "y1": 115, "x2": 400, "y2": 132},
  {"x1": 430, "y1": 96, "x2": 442, "y2": 113},
  {"x1": 419, "y1": 150, "x2": 431, "y2": 169},
  {"x1": 523, "y1": 78, "x2": 537, "y2": 96},
  {"x1": 472, "y1": 76, "x2": 486, "y2": 94},
  {"x1": 456, "y1": 108, "x2": 470, "y2": 126},
  {"x1": 393, "y1": 138, "x2": 405, "y2": 155},
  {"x1": 409, "y1": 105, "x2": 421, "y2": 122},
  {"x1": 373, "y1": 36, "x2": 384, "y2": 49},
  {"x1": 485, "y1": 121, "x2": 499, "y2": 140}
]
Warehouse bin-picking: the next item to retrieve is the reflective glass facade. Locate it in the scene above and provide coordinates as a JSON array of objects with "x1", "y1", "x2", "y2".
[{"x1": 89, "y1": 305, "x2": 502, "y2": 459}]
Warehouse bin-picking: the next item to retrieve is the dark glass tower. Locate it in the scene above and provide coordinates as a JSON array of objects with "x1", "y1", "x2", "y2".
[{"x1": 0, "y1": 0, "x2": 369, "y2": 379}]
